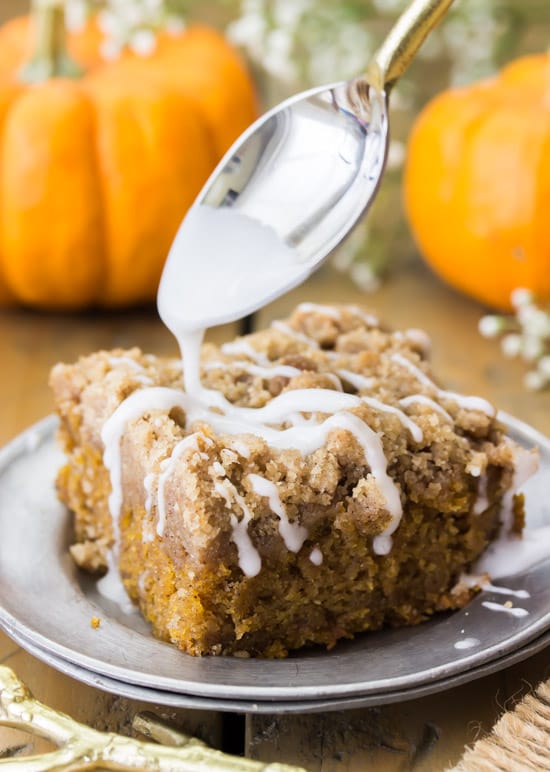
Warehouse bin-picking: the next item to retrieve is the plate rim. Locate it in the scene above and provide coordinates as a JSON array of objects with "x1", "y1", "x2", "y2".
[{"x1": 7, "y1": 623, "x2": 550, "y2": 714}]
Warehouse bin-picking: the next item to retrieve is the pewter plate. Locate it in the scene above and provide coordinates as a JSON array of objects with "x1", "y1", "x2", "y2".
[
  {"x1": 10, "y1": 625, "x2": 550, "y2": 714},
  {"x1": 0, "y1": 414, "x2": 549, "y2": 703}
]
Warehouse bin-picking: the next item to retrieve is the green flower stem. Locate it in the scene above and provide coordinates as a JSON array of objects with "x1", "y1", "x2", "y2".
[{"x1": 20, "y1": 0, "x2": 83, "y2": 84}]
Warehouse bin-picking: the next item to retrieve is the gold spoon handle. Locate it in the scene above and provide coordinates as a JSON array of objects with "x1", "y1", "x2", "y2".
[{"x1": 365, "y1": 0, "x2": 455, "y2": 91}]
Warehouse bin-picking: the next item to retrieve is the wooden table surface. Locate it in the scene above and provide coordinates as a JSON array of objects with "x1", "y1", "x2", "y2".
[{"x1": 0, "y1": 256, "x2": 549, "y2": 770}]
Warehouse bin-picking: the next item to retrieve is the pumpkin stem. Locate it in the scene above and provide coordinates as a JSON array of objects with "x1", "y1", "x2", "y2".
[{"x1": 20, "y1": 0, "x2": 83, "y2": 83}]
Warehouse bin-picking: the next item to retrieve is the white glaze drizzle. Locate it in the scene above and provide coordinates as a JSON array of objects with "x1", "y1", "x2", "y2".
[
  {"x1": 481, "y1": 600, "x2": 529, "y2": 618},
  {"x1": 454, "y1": 637, "x2": 480, "y2": 650},
  {"x1": 101, "y1": 387, "x2": 188, "y2": 531},
  {"x1": 295, "y1": 302, "x2": 379, "y2": 327},
  {"x1": 221, "y1": 339, "x2": 270, "y2": 365},
  {"x1": 309, "y1": 547, "x2": 323, "y2": 565},
  {"x1": 102, "y1": 388, "x2": 399, "y2": 497},
  {"x1": 229, "y1": 439, "x2": 251, "y2": 458},
  {"x1": 326, "y1": 412, "x2": 403, "y2": 556},
  {"x1": 248, "y1": 474, "x2": 308, "y2": 552},
  {"x1": 205, "y1": 358, "x2": 344, "y2": 392},
  {"x1": 212, "y1": 460, "x2": 226, "y2": 477},
  {"x1": 461, "y1": 574, "x2": 530, "y2": 599},
  {"x1": 473, "y1": 474, "x2": 489, "y2": 516},
  {"x1": 101, "y1": 368, "x2": 420, "y2": 566},
  {"x1": 398, "y1": 394, "x2": 453, "y2": 423},
  {"x1": 360, "y1": 396, "x2": 423, "y2": 443},
  {"x1": 474, "y1": 528, "x2": 550, "y2": 579},
  {"x1": 285, "y1": 412, "x2": 320, "y2": 427},
  {"x1": 108, "y1": 356, "x2": 154, "y2": 385},
  {"x1": 204, "y1": 360, "x2": 301, "y2": 379},
  {"x1": 337, "y1": 369, "x2": 376, "y2": 392},
  {"x1": 96, "y1": 551, "x2": 137, "y2": 615},
  {"x1": 157, "y1": 433, "x2": 203, "y2": 537},
  {"x1": 296, "y1": 302, "x2": 342, "y2": 320},
  {"x1": 214, "y1": 477, "x2": 262, "y2": 577},
  {"x1": 391, "y1": 353, "x2": 495, "y2": 416},
  {"x1": 323, "y1": 373, "x2": 344, "y2": 391},
  {"x1": 499, "y1": 439, "x2": 539, "y2": 531},
  {"x1": 347, "y1": 305, "x2": 379, "y2": 326},
  {"x1": 142, "y1": 473, "x2": 156, "y2": 543},
  {"x1": 24, "y1": 430, "x2": 42, "y2": 452},
  {"x1": 271, "y1": 320, "x2": 320, "y2": 349},
  {"x1": 481, "y1": 582, "x2": 530, "y2": 599},
  {"x1": 143, "y1": 473, "x2": 155, "y2": 517},
  {"x1": 403, "y1": 328, "x2": 431, "y2": 353},
  {"x1": 158, "y1": 206, "x2": 308, "y2": 331}
]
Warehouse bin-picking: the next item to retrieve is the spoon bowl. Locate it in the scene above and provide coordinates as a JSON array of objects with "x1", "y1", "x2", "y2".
[
  {"x1": 159, "y1": 0, "x2": 454, "y2": 331},
  {"x1": 199, "y1": 78, "x2": 387, "y2": 269}
]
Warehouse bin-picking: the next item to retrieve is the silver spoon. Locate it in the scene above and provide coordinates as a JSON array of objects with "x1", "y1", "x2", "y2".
[{"x1": 160, "y1": 0, "x2": 453, "y2": 329}]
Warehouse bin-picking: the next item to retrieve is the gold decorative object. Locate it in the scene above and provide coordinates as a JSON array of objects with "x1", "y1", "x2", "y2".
[{"x1": 0, "y1": 666, "x2": 305, "y2": 771}]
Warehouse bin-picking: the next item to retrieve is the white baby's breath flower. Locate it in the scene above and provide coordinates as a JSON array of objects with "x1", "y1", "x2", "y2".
[
  {"x1": 165, "y1": 15, "x2": 185, "y2": 35},
  {"x1": 501, "y1": 333, "x2": 522, "y2": 358},
  {"x1": 524, "y1": 370, "x2": 546, "y2": 391},
  {"x1": 98, "y1": 9, "x2": 119, "y2": 35},
  {"x1": 227, "y1": 14, "x2": 267, "y2": 56},
  {"x1": 350, "y1": 261, "x2": 381, "y2": 293},
  {"x1": 100, "y1": 37, "x2": 121, "y2": 60},
  {"x1": 241, "y1": 0, "x2": 265, "y2": 16},
  {"x1": 120, "y1": 4, "x2": 143, "y2": 27},
  {"x1": 332, "y1": 247, "x2": 356, "y2": 272},
  {"x1": 511, "y1": 287, "x2": 533, "y2": 309},
  {"x1": 388, "y1": 85, "x2": 413, "y2": 111},
  {"x1": 94, "y1": 1, "x2": 189, "y2": 59},
  {"x1": 65, "y1": 0, "x2": 88, "y2": 31},
  {"x1": 478, "y1": 315, "x2": 503, "y2": 338},
  {"x1": 144, "y1": 0, "x2": 163, "y2": 11},
  {"x1": 386, "y1": 140, "x2": 405, "y2": 171},
  {"x1": 517, "y1": 305, "x2": 550, "y2": 338},
  {"x1": 480, "y1": 288, "x2": 550, "y2": 391},
  {"x1": 522, "y1": 335, "x2": 543, "y2": 362},
  {"x1": 272, "y1": 0, "x2": 311, "y2": 29},
  {"x1": 263, "y1": 28, "x2": 296, "y2": 82},
  {"x1": 130, "y1": 28, "x2": 157, "y2": 56}
]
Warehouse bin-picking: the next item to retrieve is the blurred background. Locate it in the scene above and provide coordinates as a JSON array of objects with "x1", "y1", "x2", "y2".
[{"x1": 2, "y1": 0, "x2": 549, "y2": 293}]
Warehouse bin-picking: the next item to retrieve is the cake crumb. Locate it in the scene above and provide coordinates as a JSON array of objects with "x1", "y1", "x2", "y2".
[{"x1": 90, "y1": 616, "x2": 101, "y2": 629}]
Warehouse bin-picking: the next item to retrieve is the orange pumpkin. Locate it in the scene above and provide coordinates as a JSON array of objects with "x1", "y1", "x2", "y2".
[
  {"x1": 404, "y1": 54, "x2": 550, "y2": 311},
  {"x1": 0, "y1": 3, "x2": 257, "y2": 309}
]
